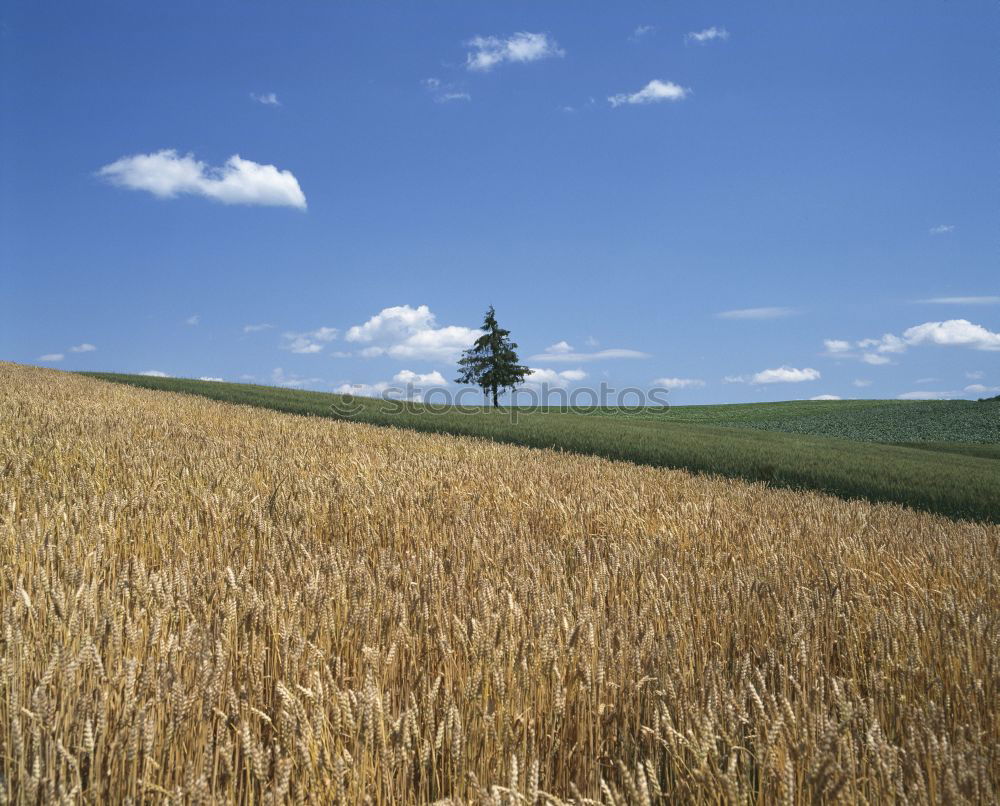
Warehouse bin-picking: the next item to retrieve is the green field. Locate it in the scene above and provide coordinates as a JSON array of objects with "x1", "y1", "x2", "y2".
[{"x1": 83, "y1": 372, "x2": 1000, "y2": 522}]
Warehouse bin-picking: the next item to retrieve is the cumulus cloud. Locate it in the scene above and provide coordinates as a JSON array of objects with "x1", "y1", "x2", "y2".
[
  {"x1": 346, "y1": 305, "x2": 479, "y2": 362},
  {"x1": 334, "y1": 381, "x2": 391, "y2": 397},
  {"x1": 530, "y1": 342, "x2": 650, "y2": 362},
  {"x1": 717, "y1": 307, "x2": 796, "y2": 320},
  {"x1": 199, "y1": 376, "x2": 224, "y2": 382},
  {"x1": 98, "y1": 149, "x2": 307, "y2": 209},
  {"x1": 965, "y1": 383, "x2": 1000, "y2": 395},
  {"x1": 281, "y1": 327, "x2": 339, "y2": 354},
  {"x1": 609, "y1": 79, "x2": 689, "y2": 107},
  {"x1": 393, "y1": 369, "x2": 447, "y2": 386},
  {"x1": 39, "y1": 353, "x2": 64, "y2": 362},
  {"x1": 686, "y1": 27, "x2": 729, "y2": 43},
  {"x1": 630, "y1": 25, "x2": 656, "y2": 41},
  {"x1": 70, "y1": 343, "x2": 96, "y2": 352},
  {"x1": 929, "y1": 224, "x2": 954, "y2": 234},
  {"x1": 250, "y1": 92, "x2": 280, "y2": 106},
  {"x1": 751, "y1": 366, "x2": 820, "y2": 384},
  {"x1": 652, "y1": 377, "x2": 705, "y2": 389},
  {"x1": 140, "y1": 370, "x2": 169, "y2": 377},
  {"x1": 810, "y1": 394, "x2": 841, "y2": 401},
  {"x1": 858, "y1": 334, "x2": 907, "y2": 354},
  {"x1": 852, "y1": 379, "x2": 872, "y2": 387},
  {"x1": 243, "y1": 323, "x2": 273, "y2": 333},
  {"x1": 898, "y1": 390, "x2": 955, "y2": 400},
  {"x1": 334, "y1": 374, "x2": 438, "y2": 400},
  {"x1": 465, "y1": 32, "x2": 564, "y2": 71},
  {"x1": 902, "y1": 320, "x2": 1000, "y2": 351},
  {"x1": 185, "y1": 314, "x2": 200, "y2": 326},
  {"x1": 824, "y1": 320, "x2": 1000, "y2": 368},
  {"x1": 526, "y1": 368, "x2": 588, "y2": 388},
  {"x1": 544, "y1": 340, "x2": 573, "y2": 354}
]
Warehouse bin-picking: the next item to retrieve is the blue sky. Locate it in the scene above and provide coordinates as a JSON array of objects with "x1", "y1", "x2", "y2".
[{"x1": 3, "y1": 1, "x2": 997, "y2": 404}]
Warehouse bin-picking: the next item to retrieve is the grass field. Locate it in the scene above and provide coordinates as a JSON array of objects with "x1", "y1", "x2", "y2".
[
  {"x1": 3, "y1": 363, "x2": 999, "y2": 803},
  {"x1": 624, "y1": 397, "x2": 1000, "y2": 443},
  {"x1": 84, "y1": 372, "x2": 1000, "y2": 522}
]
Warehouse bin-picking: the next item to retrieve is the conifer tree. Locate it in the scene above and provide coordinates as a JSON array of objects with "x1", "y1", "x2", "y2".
[{"x1": 455, "y1": 306, "x2": 530, "y2": 408}]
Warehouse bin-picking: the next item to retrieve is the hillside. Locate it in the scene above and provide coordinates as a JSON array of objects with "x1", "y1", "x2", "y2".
[
  {"x1": 84, "y1": 372, "x2": 1000, "y2": 522},
  {"x1": 3, "y1": 363, "x2": 998, "y2": 802}
]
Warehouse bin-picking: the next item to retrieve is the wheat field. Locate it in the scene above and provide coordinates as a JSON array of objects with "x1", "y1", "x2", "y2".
[{"x1": 1, "y1": 363, "x2": 997, "y2": 804}]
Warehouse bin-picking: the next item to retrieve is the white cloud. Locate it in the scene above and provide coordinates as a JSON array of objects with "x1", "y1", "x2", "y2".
[
  {"x1": 70, "y1": 343, "x2": 96, "y2": 352},
  {"x1": 965, "y1": 383, "x2": 1000, "y2": 395},
  {"x1": 824, "y1": 320, "x2": 999, "y2": 366},
  {"x1": 903, "y1": 319, "x2": 1000, "y2": 351},
  {"x1": 98, "y1": 150, "x2": 307, "y2": 209},
  {"x1": 630, "y1": 25, "x2": 656, "y2": 41},
  {"x1": 823, "y1": 339, "x2": 852, "y2": 354},
  {"x1": 825, "y1": 332, "x2": 903, "y2": 366},
  {"x1": 185, "y1": 314, "x2": 200, "y2": 326},
  {"x1": 858, "y1": 334, "x2": 907, "y2": 354},
  {"x1": 967, "y1": 370, "x2": 985, "y2": 380},
  {"x1": 653, "y1": 377, "x2": 705, "y2": 389},
  {"x1": 334, "y1": 381, "x2": 391, "y2": 397},
  {"x1": 810, "y1": 395, "x2": 841, "y2": 400},
  {"x1": 346, "y1": 305, "x2": 479, "y2": 362},
  {"x1": 281, "y1": 327, "x2": 339, "y2": 354},
  {"x1": 751, "y1": 366, "x2": 820, "y2": 384},
  {"x1": 526, "y1": 368, "x2": 588, "y2": 388},
  {"x1": 530, "y1": 343, "x2": 650, "y2": 362},
  {"x1": 437, "y1": 92, "x2": 471, "y2": 103},
  {"x1": 466, "y1": 32, "x2": 564, "y2": 72},
  {"x1": 918, "y1": 296, "x2": 999, "y2": 305},
  {"x1": 199, "y1": 376, "x2": 224, "y2": 382},
  {"x1": 914, "y1": 377, "x2": 940, "y2": 384},
  {"x1": 686, "y1": 27, "x2": 729, "y2": 43},
  {"x1": 250, "y1": 92, "x2": 280, "y2": 106},
  {"x1": 393, "y1": 369, "x2": 448, "y2": 386},
  {"x1": 718, "y1": 306, "x2": 796, "y2": 320},
  {"x1": 929, "y1": 224, "x2": 954, "y2": 234},
  {"x1": 334, "y1": 377, "x2": 430, "y2": 400},
  {"x1": 140, "y1": 370, "x2": 169, "y2": 377},
  {"x1": 271, "y1": 368, "x2": 321, "y2": 388},
  {"x1": 544, "y1": 340, "x2": 574, "y2": 354},
  {"x1": 39, "y1": 353, "x2": 64, "y2": 362},
  {"x1": 243, "y1": 323, "x2": 273, "y2": 333},
  {"x1": 852, "y1": 379, "x2": 872, "y2": 387},
  {"x1": 609, "y1": 79, "x2": 689, "y2": 107},
  {"x1": 898, "y1": 390, "x2": 955, "y2": 400}
]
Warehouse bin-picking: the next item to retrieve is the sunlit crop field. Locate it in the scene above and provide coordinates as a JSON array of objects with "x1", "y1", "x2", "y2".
[{"x1": 2, "y1": 363, "x2": 997, "y2": 803}]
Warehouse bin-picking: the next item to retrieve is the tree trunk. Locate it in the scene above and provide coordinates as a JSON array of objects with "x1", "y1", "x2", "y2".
[{"x1": 492, "y1": 385, "x2": 499, "y2": 408}]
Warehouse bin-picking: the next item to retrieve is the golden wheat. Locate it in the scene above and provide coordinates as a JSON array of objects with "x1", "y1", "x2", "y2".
[{"x1": 0, "y1": 363, "x2": 997, "y2": 803}]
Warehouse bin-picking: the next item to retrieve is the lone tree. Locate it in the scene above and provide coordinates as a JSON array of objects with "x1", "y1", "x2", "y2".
[{"x1": 456, "y1": 306, "x2": 530, "y2": 408}]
